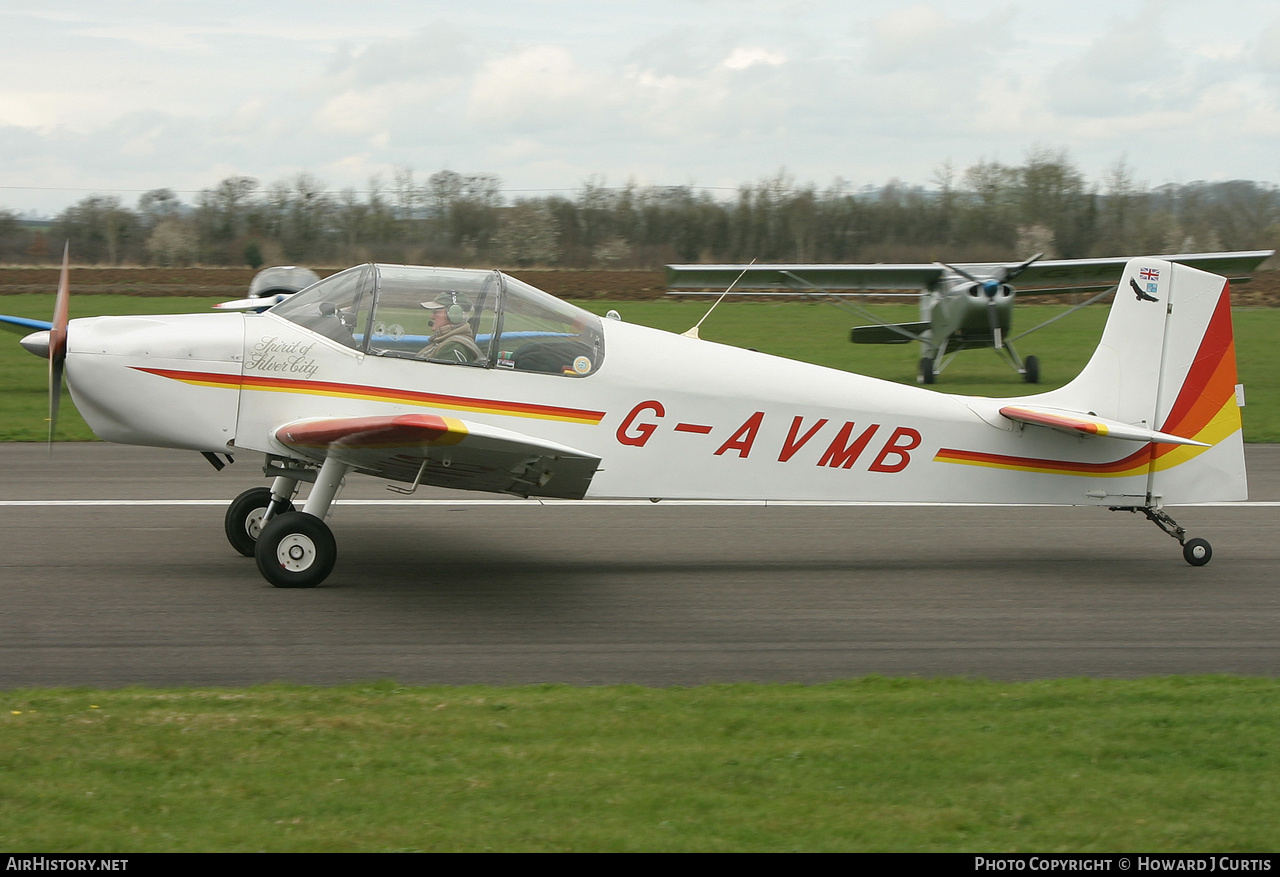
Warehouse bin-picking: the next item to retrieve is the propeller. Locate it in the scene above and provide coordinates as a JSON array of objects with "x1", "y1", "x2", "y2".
[
  {"x1": 47, "y1": 243, "x2": 71, "y2": 446},
  {"x1": 999, "y1": 251, "x2": 1044, "y2": 284},
  {"x1": 939, "y1": 253, "x2": 1044, "y2": 350}
]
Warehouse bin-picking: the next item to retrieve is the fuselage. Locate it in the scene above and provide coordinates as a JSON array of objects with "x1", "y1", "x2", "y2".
[
  {"x1": 922, "y1": 278, "x2": 1015, "y2": 349},
  {"x1": 62, "y1": 299, "x2": 1180, "y2": 508}
]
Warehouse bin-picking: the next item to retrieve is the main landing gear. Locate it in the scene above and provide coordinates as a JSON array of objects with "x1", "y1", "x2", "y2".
[
  {"x1": 915, "y1": 350, "x2": 1038, "y2": 385},
  {"x1": 223, "y1": 456, "x2": 350, "y2": 588},
  {"x1": 1114, "y1": 505, "x2": 1213, "y2": 567},
  {"x1": 224, "y1": 487, "x2": 294, "y2": 557}
]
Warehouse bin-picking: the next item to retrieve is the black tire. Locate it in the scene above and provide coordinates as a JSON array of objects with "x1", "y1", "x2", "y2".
[
  {"x1": 1023, "y1": 354, "x2": 1040, "y2": 384},
  {"x1": 254, "y1": 512, "x2": 337, "y2": 588},
  {"x1": 224, "y1": 488, "x2": 294, "y2": 557},
  {"x1": 1182, "y1": 538, "x2": 1212, "y2": 567},
  {"x1": 918, "y1": 357, "x2": 935, "y2": 385}
]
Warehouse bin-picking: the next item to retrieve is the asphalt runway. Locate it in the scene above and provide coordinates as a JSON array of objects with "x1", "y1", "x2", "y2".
[{"x1": 2, "y1": 443, "x2": 1278, "y2": 689}]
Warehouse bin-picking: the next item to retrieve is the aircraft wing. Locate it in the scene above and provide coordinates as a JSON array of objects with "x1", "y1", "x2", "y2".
[
  {"x1": 0, "y1": 314, "x2": 53, "y2": 335},
  {"x1": 275, "y1": 413, "x2": 600, "y2": 499},
  {"x1": 666, "y1": 263, "x2": 945, "y2": 292},
  {"x1": 999, "y1": 405, "x2": 1208, "y2": 447},
  {"x1": 667, "y1": 251, "x2": 1271, "y2": 295},
  {"x1": 979, "y1": 250, "x2": 1273, "y2": 293}
]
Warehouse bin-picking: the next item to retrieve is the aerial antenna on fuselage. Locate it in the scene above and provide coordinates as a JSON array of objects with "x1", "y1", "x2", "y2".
[{"x1": 682, "y1": 259, "x2": 756, "y2": 339}]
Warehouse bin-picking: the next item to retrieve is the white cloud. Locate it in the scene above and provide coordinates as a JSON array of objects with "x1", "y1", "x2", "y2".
[
  {"x1": 467, "y1": 45, "x2": 602, "y2": 126},
  {"x1": 721, "y1": 47, "x2": 786, "y2": 71}
]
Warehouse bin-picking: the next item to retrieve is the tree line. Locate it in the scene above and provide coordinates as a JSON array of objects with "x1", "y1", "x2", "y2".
[{"x1": 2, "y1": 151, "x2": 1277, "y2": 269}]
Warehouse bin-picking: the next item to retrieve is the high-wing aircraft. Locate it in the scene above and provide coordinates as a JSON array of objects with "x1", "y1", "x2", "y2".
[
  {"x1": 666, "y1": 250, "x2": 1273, "y2": 384},
  {"x1": 10, "y1": 248, "x2": 1249, "y2": 587}
]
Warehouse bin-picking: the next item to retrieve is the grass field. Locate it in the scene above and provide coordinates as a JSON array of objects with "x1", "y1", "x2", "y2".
[
  {"x1": 3, "y1": 678, "x2": 1280, "y2": 852},
  {"x1": 3, "y1": 294, "x2": 1280, "y2": 441}
]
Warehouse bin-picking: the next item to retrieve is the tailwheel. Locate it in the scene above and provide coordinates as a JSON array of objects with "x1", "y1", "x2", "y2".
[
  {"x1": 1119, "y1": 506, "x2": 1214, "y2": 566},
  {"x1": 224, "y1": 487, "x2": 294, "y2": 557},
  {"x1": 1182, "y1": 538, "x2": 1212, "y2": 567},
  {"x1": 254, "y1": 511, "x2": 337, "y2": 588}
]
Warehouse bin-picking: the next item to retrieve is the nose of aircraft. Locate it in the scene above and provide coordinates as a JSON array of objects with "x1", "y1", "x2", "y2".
[{"x1": 65, "y1": 312, "x2": 246, "y2": 452}]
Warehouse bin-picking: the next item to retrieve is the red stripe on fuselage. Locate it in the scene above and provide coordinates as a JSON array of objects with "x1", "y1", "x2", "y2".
[{"x1": 132, "y1": 367, "x2": 606, "y2": 424}]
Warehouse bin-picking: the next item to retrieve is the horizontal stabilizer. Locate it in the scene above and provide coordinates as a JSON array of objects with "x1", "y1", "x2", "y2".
[
  {"x1": 999, "y1": 405, "x2": 1209, "y2": 447},
  {"x1": 275, "y1": 412, "x2": 601, "y2": 499},
  {"x1": 849, "y1": 322, "x2": 930, "y2": 344}
]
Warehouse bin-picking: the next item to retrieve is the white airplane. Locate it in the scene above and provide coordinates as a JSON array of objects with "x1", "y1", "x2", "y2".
[
  {"x1": 666, "y1": 250, "x2": 1273, "y2": 384},
  {"x1": 12, "y1": 248, "x2": 1247, "y2": 587}
]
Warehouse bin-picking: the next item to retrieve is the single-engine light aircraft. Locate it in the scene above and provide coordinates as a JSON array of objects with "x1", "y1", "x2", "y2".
[
  {"x1": 12, "y1": 249, "x2": 1249, "y2": 587},
  {"x1": 666, "y1": 250, "x2": 1272, "y2": 384}
]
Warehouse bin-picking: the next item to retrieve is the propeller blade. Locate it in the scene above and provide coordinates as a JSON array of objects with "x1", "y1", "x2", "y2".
[
  {"x1": 939, "y1": 261, "x2": 981, "y2": 284},
  {"x1": 47, "y1": 243, "x2": 71, "y2": 447},
  {"x1": 1000, "y1": 252, "x2": 1044, "y2": 283}
]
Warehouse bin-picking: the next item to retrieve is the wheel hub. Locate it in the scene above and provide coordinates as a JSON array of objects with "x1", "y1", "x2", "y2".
[
  {"x1": 277, "y1": 533, "x2": 317, "y2": 572},
  {"x1": 245, "y1": 508, "x2": 266, "y2": 540}
]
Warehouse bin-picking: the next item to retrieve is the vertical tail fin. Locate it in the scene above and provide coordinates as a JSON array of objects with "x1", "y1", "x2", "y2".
[{"x1": 1038, "y1": 257, "x2": 1246, "y2": 503}]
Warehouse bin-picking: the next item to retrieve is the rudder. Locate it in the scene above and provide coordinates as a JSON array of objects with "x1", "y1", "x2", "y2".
[{"x1": 1038, "y1": 258, "x2": 1246, "y2": 504}]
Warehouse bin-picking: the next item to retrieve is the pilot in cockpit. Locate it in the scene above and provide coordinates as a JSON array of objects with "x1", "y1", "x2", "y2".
[{"x1": 418, "y1": 294, "x2": 485, "y2": 363}]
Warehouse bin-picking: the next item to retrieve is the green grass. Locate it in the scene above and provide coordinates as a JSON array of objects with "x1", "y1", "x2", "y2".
[
  {"x1": 2, "y1": 678, "x2": 1278, "y2": 852},
  {"x1": 3, "y1": 295, "x2": 1279, "y2": 440}
]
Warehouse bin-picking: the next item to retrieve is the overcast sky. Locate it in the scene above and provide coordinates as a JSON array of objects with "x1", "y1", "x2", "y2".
[{"x1": 2, "y1": 0, "x2": 1278, "y2": 216}]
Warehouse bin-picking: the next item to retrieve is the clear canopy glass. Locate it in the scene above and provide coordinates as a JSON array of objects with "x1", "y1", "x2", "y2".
[{"x1": 270, "y1": 264, "x2": 604, "y2": 377}]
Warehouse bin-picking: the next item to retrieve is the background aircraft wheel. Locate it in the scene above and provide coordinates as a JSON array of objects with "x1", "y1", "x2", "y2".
[
  {"x1": 224, "y1": 487, "x2": 294, "y2": 557},
  {"x1": 254, "y1": 511, "x2": 336, "y2": 588},
  {"x1": 1182, "y1": 538, "x2": 1212, "y2": 567},
  {"x1": 1023, "y1": 355, "x2": 1040, "y2": 384},
  {"x1": 917, "y1": 357, "x2": 935, "y2": 385}
]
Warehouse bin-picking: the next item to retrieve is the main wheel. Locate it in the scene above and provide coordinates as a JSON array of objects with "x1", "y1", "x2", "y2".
[
  {"x1": 224, "y1": 487, "x2": 294, "y2": 557},
  {"x1": 918, "y1": 357, "x2": 935, "y2": 385},
  {"x1": 1023, "y1": 354, "x2": 1040, "y2": 384},
  {"x1": 254, "y1": 511, "x2": 337, "y2": 588},
  {"x1": 1182, "y1": 537, "x2": 1212, "y2": 567}
]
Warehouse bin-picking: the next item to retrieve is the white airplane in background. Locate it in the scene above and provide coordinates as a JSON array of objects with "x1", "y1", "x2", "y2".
[
  {"x1": 666, "y1": 250, "x2": 1272, "y2": 384},
  {"x1": 9, "y1": 247, "x2": 1248, "y2": 587}
]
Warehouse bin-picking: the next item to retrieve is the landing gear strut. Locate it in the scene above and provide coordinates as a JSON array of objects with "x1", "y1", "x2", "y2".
[
  {"x1": 1113, "y1": 506, "x2": 1213, "y2": 566},
  {"x1": 250, "y1": 456, "x2": 350, "y2": 588},
  {"x1": 225, "y1": 456, "x2": 349, "y2": 587}
]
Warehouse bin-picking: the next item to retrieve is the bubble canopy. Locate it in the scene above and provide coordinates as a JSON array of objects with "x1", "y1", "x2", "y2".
[{"x1": 270, "y1": 264, "x2": 605, "y2": 377}]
